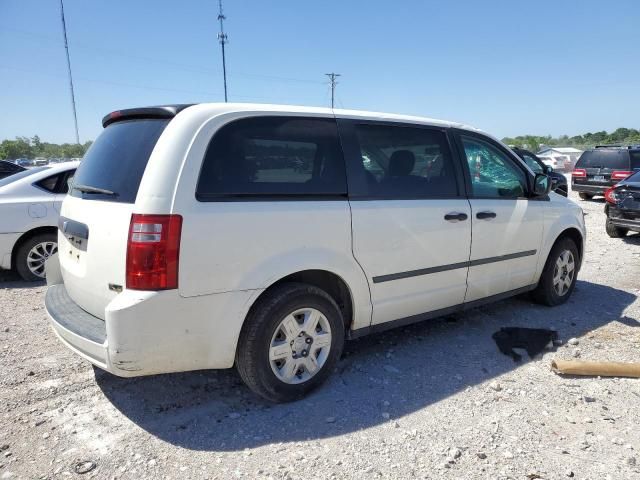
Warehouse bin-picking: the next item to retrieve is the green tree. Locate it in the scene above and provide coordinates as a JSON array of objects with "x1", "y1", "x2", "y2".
[{"x1": 0, "y1": 137, "x2": 33, "y2": 160}]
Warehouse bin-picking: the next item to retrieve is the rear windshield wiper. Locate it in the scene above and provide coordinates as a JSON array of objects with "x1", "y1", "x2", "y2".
[{"x1": 73, "y1": 184, "x2": 118, "y2": 196}]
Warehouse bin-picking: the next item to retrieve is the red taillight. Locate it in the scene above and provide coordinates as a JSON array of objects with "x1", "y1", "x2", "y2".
[
  {"x1": 126, "y1": 214, "x2": 182, "y2": 290},
  {"x1": 611, "y1": 170, "x2": 632, "y2": 181},
  {"x1": 604, "y1": 187, "x2": 618, "y2": 204},
  {"x1": 572, "y1": 168, "x2": 586, "y2": 178}
]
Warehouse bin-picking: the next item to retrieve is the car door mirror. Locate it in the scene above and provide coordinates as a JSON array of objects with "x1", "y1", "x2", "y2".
[
  {"x1": 533, "y1": 173, "x2": 552, "y2": 196},
  {"x1": 544, "y1": 165, "x2": 553, "y2": 173}
]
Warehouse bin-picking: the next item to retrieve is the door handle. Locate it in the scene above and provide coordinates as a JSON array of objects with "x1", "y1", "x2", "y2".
[
  {"x1": 444, "y1": 212, "x2": 468, "y2": 222},
  {"x1": 476, "y1": 211, "x2": 497, "y2": 220}
]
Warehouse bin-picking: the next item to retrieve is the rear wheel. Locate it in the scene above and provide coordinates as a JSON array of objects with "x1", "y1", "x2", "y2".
[
  {"x1": 236, "y1": 283, "x2": 345, "y2": 402},
  {"x1": 532, "y1": 237, "x2": 578, "y2": 306},
  {"x1": 605, "y1": 219, "x2": 628, "y2": 238},
  {"x1": 15, "y1": 233, "x2": 57, "y2": 282},
  {"x1": 578, "y1": 192, "x2": 593, "y2": 200}
]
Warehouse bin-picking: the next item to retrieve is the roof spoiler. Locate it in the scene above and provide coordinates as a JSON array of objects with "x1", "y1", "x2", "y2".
[{"x1": 102, "y1": 104, "x2": 195, "y2": 127}]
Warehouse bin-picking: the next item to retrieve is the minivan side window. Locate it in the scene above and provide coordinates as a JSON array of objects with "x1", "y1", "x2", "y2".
[
  {"x1": 196, "y1": 117, "x2": 347, "y2": 200},
  {"x1": 352, "y1": 124, "x2": 459, "y2": 198},
  {"x1": 461, "y1": 135, "x2": 527, "y2": 198}
]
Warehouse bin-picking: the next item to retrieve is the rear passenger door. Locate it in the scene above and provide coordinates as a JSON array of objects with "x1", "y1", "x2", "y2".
[
  {"x1": 455, "y1": 132, "x2": 544, "y2": 302},
  {"x1": 339, "y1": 120, "x2": 472, "y2": 326}
]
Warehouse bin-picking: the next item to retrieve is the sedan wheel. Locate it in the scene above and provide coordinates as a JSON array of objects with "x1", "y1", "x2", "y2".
[{"x1": 27, "y1": 241, "x2": 57, "y2": 278}]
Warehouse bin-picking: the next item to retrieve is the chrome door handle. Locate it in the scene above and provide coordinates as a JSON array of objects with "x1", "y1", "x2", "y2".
[
  {"x1": 444, "y1": 212, "x2": 468, "y2": 222},
  {"x1": 476, "y1": 211, "x2": 497, "y2": 220}
]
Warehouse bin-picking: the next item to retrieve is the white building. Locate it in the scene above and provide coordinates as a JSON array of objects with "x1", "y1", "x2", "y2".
[{"x1": 536, "y1": 147, "x2": 583, "y2": 171}]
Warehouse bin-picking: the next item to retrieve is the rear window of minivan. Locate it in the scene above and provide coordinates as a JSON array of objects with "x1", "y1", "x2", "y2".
[
  {"x1": 576, "y1": 150, "x2": 630, "y2": 169},
  {"x1": 70, "y1": 119, "x2": 168, "y2": 203},
  {"x1": 196, "y1": 116, "x2": 347, "y2": 200}
]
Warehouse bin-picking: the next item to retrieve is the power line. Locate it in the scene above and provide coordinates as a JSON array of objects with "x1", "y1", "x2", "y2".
[
  {"x1": 59, "y1": 0, "x2": 80, "y2": 144},
  {"x1": 0, "y1": 65, "x2": 284, "y2": 102},
  {"x1": 217, "y1": 0, "x2": 228, "y2": 102},
  {"x1": 0, "y1": 26, "x2": 326, "y2": 86},
  {"x1": 325, "y1": 73, "x2": 341, "y2": 109}
]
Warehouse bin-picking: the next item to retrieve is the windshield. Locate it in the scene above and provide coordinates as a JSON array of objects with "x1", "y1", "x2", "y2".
[
  {"x1": 70, "y1": 119, "x2": 169, "y2": 203},
  {"x1": 0, "y1": 166, "x2": 49, "y2": 189},
  {"x1": 520, "y1": 152, "x2": 545, "y2": 173}
]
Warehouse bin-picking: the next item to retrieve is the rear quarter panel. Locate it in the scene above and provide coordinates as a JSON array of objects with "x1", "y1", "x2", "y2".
[{"x1": 142, "y1": 108, "x2": 372, "y2": 331}]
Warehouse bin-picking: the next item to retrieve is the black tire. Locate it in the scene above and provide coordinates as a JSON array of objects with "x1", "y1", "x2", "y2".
[
  {"x1": 578, "y1": 192, "x2": 593, "y2": 200},
  {"x1": 605, "y1": 219, "x2": 628, "y2": 238},
  {"x1": 532, "y1": 237, "x2": 579, "y2": 306},
  {"x1": 14, "y1": 233, "x2": 57, "y2": 282},
  {"x1": 235, "y1": 283, "x2": 345, "y2": 402}
]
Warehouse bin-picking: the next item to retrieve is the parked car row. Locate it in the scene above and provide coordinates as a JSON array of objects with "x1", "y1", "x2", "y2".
[
  {"x1": 8, "y1": 157, "x2": 80, "y2": 167},
  {"x1": 570, "y1": 144, "x2": 640, "y2": 239}
]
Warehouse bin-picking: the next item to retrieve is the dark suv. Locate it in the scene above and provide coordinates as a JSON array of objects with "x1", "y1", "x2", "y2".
[
  {"x1": 511, "y1": 147, "x2": 568, "y2": 196},
  {"x1": 572, "y1": 145, "x2": 640, "y2": 200}
]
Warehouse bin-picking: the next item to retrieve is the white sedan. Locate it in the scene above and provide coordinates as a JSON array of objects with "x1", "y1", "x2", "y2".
[{"x1": 0, "y1": 161, "x2": 79, "y2": 281}]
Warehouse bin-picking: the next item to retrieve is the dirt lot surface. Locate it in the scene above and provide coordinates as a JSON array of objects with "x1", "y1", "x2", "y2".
[{"x1": 1, "y1": 188, "x2": 640, "y2": 480}]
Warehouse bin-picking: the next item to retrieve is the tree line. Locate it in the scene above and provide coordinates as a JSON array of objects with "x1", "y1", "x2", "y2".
[
  {"x1": 2, "y1": 127, "x2": 640, "y2": 161},
  {"x1": 0, "y1": 136, "x2": 93, "y2": 160},
  {"x1": 501, "y1": 128, "x2": 640, "y2": 153}
]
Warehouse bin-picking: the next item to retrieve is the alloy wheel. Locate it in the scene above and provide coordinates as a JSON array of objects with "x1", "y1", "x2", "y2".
[{"x1": 26, "y1": 241, "x2": 57, "y2": 278}]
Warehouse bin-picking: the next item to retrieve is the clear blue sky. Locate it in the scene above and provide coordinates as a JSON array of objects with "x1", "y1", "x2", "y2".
[{"x1": 1, "y1": 0, "x2": 639, "y2": 144}]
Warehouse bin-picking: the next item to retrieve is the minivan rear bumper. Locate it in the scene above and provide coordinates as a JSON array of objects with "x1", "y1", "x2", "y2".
[
  {"x1": 46, "y1": 281, "x2": 262, "y2": 377},
  {"x1": 46, "y1": 284, "x2": 108, "y2": 368}
]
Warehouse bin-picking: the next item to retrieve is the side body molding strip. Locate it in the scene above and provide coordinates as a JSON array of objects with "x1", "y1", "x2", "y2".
[{"x1": 372, "y1": 250, "x2": 537, "y2": 284}]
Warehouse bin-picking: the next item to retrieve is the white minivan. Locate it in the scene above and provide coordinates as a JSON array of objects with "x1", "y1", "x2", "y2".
[{"x1": 45, "y1": 103, "x2": 585, "y2": 402}]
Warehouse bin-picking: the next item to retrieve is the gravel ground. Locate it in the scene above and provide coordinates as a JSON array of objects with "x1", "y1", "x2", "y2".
[{"x1": 1, "y1": 186, "x2": 640, "y2": 480}]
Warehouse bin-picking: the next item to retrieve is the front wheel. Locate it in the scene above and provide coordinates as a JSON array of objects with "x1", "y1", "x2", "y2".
[
  {"x1": 532, "y1": 238, "x2": 579, "y2": 306},
  {"x1": 236, "y1": 283, "x2": 345, "y2": 402},
  {"x1": 605, "y1": 219, "x2": 628, "y2": 238},
  {"x1": 578, "y1": 192, "x2": 593, "y2": 200}
]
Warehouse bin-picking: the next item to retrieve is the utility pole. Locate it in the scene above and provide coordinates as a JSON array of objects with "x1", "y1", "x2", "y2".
[
  {"x1": 217, "y1": 0, "x2": 228, "y2": 102},
  {"x1": 325, "y1": 73, "x2": 341, "y2": 109},
  {"x1": 59, "y1": 0, "x2": 80, "y2": 144}
]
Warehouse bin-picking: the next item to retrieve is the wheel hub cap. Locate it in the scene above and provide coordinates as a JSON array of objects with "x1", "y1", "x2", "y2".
[
  {"x1": 552, "y1": 249, "x2": 575, "y2": 297},
  {"x1": 269, "y1": 307, "x2": 332, "y2": 385}
]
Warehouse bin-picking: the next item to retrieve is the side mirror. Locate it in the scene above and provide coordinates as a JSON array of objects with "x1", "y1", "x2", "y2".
[
  {"x1": 533, "y1": 173, "x2": 552, "y2": 196},
  {"x1": 544, "y1": 165, "x2": 553, "y2": 173}
]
